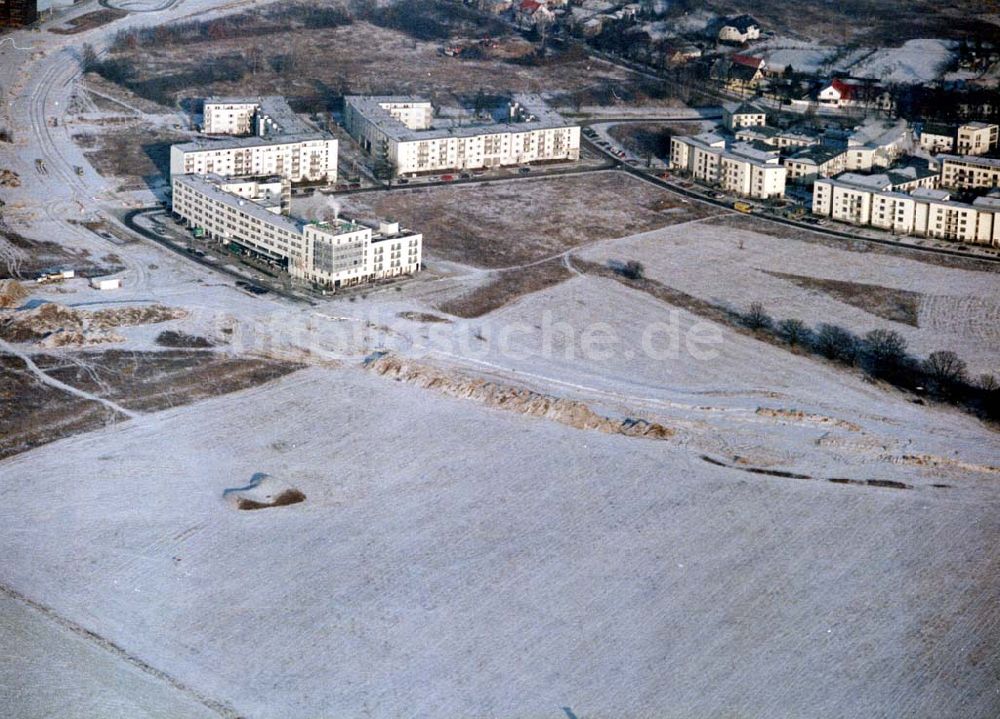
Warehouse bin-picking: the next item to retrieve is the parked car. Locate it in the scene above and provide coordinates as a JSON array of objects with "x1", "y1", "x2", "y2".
[
  {"x1": 440, "y1": 174, "x2": 455, "y2": 182},
  {"x1": 518, "y1": 166, "x2": 531, "y2": 174}
]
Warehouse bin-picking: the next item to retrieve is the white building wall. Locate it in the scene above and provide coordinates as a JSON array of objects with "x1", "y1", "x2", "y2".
[
  {"x1": 171, "y1": 138, "x2": 338, "y2": 183},
  {"x1": 171, "y1": 175, "x2": 421, "y2": 285},
  {"x1": 203, "y1": 102, "x2": 258, "y2": 135}
]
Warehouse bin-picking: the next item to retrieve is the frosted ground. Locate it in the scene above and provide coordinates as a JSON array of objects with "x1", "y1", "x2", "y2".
[
  {"x1": 837, "y1": 39, "x2": 957, "y2": 84},
  {"x1": 2, "y1": 357, "x2": 998, "y2": 718},
  {"x1": 2, "y1": 0, "x2": 1000, "y2": 717},
  {"x1": 578, "y1": 218, "x2": 1000, "y2": 377}
]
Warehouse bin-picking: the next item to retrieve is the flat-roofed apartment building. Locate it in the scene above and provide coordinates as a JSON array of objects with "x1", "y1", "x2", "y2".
[
  {"x1": 936, "y1": 154, "x2": 1000, "y2": 190},
  {"x1": 343, "y1": 94, "x2": 579, "y2": 176},
  {"x1": 813, "y1": 176, "x2": 1000, "y2": 245},
  {"x1": 671, "y1": 132, "x2": 786, "y2": 199},
  {"x1": 170, "y1": 134, "x2": 338, "y2": 184},
  {"x1": 203, "y1": 96, "x2": 309, "y2": 137},
  {"x1": 956, "y1": 122, "x2": 999, "y2": 156},
  {"x1": 173, "y1": 96, "x2": 338, "y2": 184},
  {"x1": 172, "y1": 173, "x2": 421, "y2": 288}
]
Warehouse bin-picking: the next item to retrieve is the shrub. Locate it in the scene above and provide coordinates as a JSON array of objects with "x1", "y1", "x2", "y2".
[
  {"x1": 742, "y1": 301, "x2": 772, "y2": 330},
  {"x1": 813, "y1": 324, "x2": 858, "y2": 363},
  {"x1": 777, "y1": 318, "x2": 809, "y2": 346}
]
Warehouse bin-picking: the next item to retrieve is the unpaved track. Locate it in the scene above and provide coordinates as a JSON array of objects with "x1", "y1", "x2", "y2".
[{"x1": 0, "y1": 338, "x2": 139, "y2": 419}]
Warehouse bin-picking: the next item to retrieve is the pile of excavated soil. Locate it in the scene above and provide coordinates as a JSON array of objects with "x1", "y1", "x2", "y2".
[
  {"x1": 365, "y1": 353, "x2": 674, "y2": 441},
  {"x1": 0, "y1": 279, "x2": 29, "y2": 308},
  {"x1": 0, "y1": 302, "x2": 187, "y2": 346},
  {"x1": 223, "y1": 473, "x2": 306, "y2": 511}
]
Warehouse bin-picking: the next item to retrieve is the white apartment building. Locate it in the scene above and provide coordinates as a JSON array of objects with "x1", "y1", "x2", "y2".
[
  {"x1": 182, "y1": 96, "x2": 338, "y2": 184},
  {"x1": 171, "y1": 173, "x2": 421, "y2": 288},
  {"x1": 957, "y1": 122, "x2": 999, "y2": 156},
  {"x1": 203, "y1": 96, "x2": 309, "y2": 137},
  {"x1": 937, "y1": 154, "x2": 1000, "y2": 190},
  {"x1": 723, "y1": 102, "x2": 767, "y2": 131},
  {"x1": 670, "y1": 133, "x2": 786, "y2": 199},
  {"x1": 918, "y1": 122, "x2": 955, "y2": 154},
  {"x1": 783, "y1": 146, "x2": 849, "y2": 184},
  {"x1": 812, "y1": 177, "x2": 1000, "y2": 245},
  {"x1": 344, "y1": 94, "x2": 580, "y2": 176},
  {"x1": 170, "y1": 134, "x2": 338, "y2": 184},
  {"x1": 735, "y1": 125, "x2": 819, "y2": 150}
]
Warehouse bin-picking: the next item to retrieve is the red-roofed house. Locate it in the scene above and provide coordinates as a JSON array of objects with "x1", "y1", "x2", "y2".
[
  {"x1": 732, "y1": 54, "x2": 766, "y2": 71},
  {"x1": 818, "y1": 79, "x2": 856, "y2": 107},
  {"x1": 515, "y1": 0, "x2": 554, "y2": 27}
]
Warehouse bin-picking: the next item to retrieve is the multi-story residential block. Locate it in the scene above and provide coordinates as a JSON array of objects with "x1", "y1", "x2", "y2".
[
  {"x1": 783, "y1": 146, "x2": 848, "y2": 184},
  {"x1": 171, "y1": 173, "x2": 421, "y2": 288},
  {"x1": 936, "y1": 154, "x2": 1000, "y2": 190},
  {"x1": 812, "y1": 177, "x2": 1000, "y2": 245},
  {"x1": 723, "y1": 102, "x2": 767, "y2": 131},
  {"x1": 670, "y1": 133, "x2": 786, "y2": 199},
  {"x1": 343, "y1": 94, "x2": 579, "y2": 176},
  {"x1": 176, "y1": 96, "x2": 337, "y2": 184},
  {"x1": 202, "y1": 96, "x2": 309, "y2": 137},
  {"x1": 918, "y1": 122, "x2": 956, "y2": 154},
  {"x1": 956, "y1": 122, "x2": 999, "y2": 156},
  {"x1": 170, "y1": 134, "x2": 339, "y2": 184},
  {"x1": 734, "y1": 125, "x2": 819, "y2": 150}
]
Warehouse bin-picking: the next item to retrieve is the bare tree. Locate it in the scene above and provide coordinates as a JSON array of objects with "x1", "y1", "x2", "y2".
[
  {"x1": 979, "y1": 374, "x2": 999, "y2": 392},
  {"x1": 613, "y1": 260, "x2": 644, "y2": 280},
  {"x1": 743, "y1": 301, "x2": 772, "y2": 330},
  {"x1": 81, "y1": 43, "x2": 98, "y2": 73},
  {"x1": 863, "y1": 328, "x2": 907, "y2": 373},
  {"x1": 814, "y1": 324, "x2": 857, "y2": 363},
  {"x1": 924, "y1": 351, "x2": 967, "y2": 386}
]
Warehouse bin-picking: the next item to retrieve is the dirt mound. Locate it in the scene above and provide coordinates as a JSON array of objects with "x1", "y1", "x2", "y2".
[
  {"x1": 0, "y1": 169, "x2": 20, "y2": 188},
  {"x1": 0, "y1": 279, "x2": 29, "y2": 308},
  {"x1": 223, "y1": 473, "x2": 306, "y2": 511},
  {"x1": 155, "y1": 330, "x2": 214, "y2": 348},
  {"x1": 755, "y1": 407, "x2": 861, "y2": 432},
  {"x1": 37, "y1": 330, "x2": 125, "y2": 348},
  {"x1": 0, "y1": 302, "x2": 187, "y2": 345},
  {"x1": 89, "y1": 305, "x2": 187, "y2": 331},
  {"x1": 365, "y1": 353, "x2": 674, "y2": 441}
]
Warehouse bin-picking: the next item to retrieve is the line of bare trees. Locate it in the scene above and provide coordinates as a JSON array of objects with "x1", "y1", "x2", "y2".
[{"x1": 740, "y1": 302, "x2": 999, "y2": 419}]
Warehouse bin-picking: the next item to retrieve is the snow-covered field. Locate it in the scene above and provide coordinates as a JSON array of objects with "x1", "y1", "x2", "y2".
[
  {"x1": 756, "y1": 37, "x2": 837, "y2": 73},
  {"x1": 2, "y1": 359, "x2": 998, "y2": 718},
  {"x1": 843, "y1": 39, "x2": 956, "y2": 83},
  {"x1": 578, "y1": 219, "x2": 1000, "y2": 377},
  {"x1": 1, "y1": 0, "x2": 999, "y2": 716}
]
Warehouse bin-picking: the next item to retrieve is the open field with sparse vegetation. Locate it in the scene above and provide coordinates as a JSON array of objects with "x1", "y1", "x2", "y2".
[
  {"x1": 83, "y1": 1, "x2": 636, "y2": 110},
  {"x1": 336, "y1": 172, "x2": 719, "y2": 269},
  {"x1": 0, "y1": 350, "x2": 302, "y2": 460}
]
